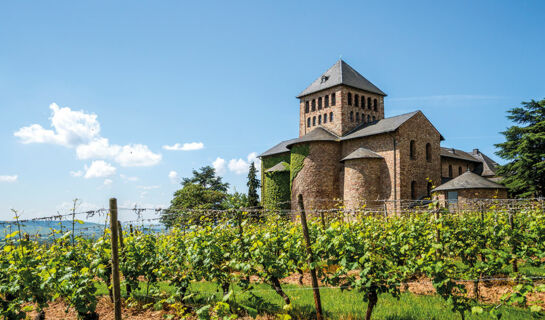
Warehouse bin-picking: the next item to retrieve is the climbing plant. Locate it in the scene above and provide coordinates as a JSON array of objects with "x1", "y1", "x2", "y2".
[{"x1": 289, "y1": 143, "x2": 309, "y2": 187}]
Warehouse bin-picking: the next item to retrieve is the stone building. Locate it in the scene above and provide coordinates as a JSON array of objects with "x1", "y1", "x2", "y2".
[{"x1": 259, "y1": 60, "x2": 504, "y2": 211}]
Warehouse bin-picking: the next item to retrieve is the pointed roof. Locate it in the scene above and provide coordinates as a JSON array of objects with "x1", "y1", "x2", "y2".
[
  {"x1": 297, "y1": 60, "x2": 387, "y2": 98},
  {"x1": 341, "y1": 147, "x2": 384, "y2": 162},
  {"x1": 440, "y1": 147, "x2": 481, "y2": 163},
  {"x1": 471, "y1": 150, "x2": 499, "y2": 177},
  {"x1": 265, "y1": 161, "x2": 290, "y2": 173},
  {"x1": 342, "y1": 111, "x2": 426, "y2": 141},
  {"x1": 259, "y1": 138, "x2": 298, "y2": 157},
  {"x1": 432, "y1": 171, "x2": 506, "y2": 192},
  {"x1": 286, "y1": 127, "x2": 339, "y2": 148}
]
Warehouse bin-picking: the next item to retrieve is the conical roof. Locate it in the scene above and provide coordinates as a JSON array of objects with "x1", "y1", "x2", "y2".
[
  {"x1": 297, "y1": 60, "x2": 386, "y2": 98},
  {"x1": 432, "y1": 171, "x2": 506, "y2": 192},
  {"x1": 341, "y1": 147, "x2": 383, "y2": 161},
  {"x1": 265, "y1": 161, "x2": 290, "y2": 173}
]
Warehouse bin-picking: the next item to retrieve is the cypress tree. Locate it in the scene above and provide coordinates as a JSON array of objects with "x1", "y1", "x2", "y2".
[{"x1": 247, "y1": 162, "x2": 260, "y2": 207}]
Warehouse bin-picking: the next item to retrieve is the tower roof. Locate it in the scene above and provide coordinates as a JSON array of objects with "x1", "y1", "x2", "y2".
[
  {"x1": 341, "y1": 147, "x2": 384, "y2": 162},
  {"x1": 297, "y1": 60, "x2": 387, "y2": 98},
  {"x1": 432, "y1": 171, "x2": 506, "y2": 192}
]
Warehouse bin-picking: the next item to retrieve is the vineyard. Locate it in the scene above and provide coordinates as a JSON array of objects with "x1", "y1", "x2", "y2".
[{"x1": 1, "y1": 199, "x2": 545, "y2": 320}]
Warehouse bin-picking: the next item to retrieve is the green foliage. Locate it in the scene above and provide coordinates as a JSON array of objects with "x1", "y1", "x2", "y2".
[
  {"x1": 263, "y1": 171, "x2": 290, "y2": 210},
  {"x1": 289, "y1": 144, "x2": 309, "y2": 187},
  {"x1": 495, "y1": 99, "x2": 545, "y2": 197},
  {"x1": 222, "y1": 192, "x2": 249, "y2": 210},
  {"x1": 247, "y1": 162, "x2": 260, "y2": 207},
  {"x1": 182, "y1": 166, "x2": 230, "y2": 192}
]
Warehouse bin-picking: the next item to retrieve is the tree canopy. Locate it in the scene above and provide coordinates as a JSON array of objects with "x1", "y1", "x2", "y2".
[
  {"x1": 495, "y1": 99, "x2": 545, "y2": 198},
  {"x1": 247, "y1": 162, "x2": 260, "y2": 207},
  {"x1": 182, "y1": 166, "x2": 229, "y2": 192}
]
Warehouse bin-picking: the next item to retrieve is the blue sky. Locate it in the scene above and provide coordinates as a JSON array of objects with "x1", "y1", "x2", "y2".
[{"x1": 1, "y1": 0, "x2": 544, "y2": 221}]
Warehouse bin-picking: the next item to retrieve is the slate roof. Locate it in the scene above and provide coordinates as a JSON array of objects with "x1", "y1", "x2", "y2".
[
  {"x1": 297, "y1": 60, "x2": 386, "y2": 98},
  {"x1": 432, "y1": 171, "x2": 506, "y2": 192},
  {"x1": 286, "y1": 127, "x2": 339, "y2": 148},
  {"x1": 341, "y1": 147, "x2": 384, "y2": 162},
  {"x1": 440, "y1": 147, "x2": 481, "y2": 163},
  {"x1": 265, "y1": 161, "x2": 290, "y2": 173},
  {"x1": 471, "y1": 151, "x2": 499, "y2": 177},
  {"x1": 259, "y1": 138, "x2": 298, "y2": 157},
  {"x1": 342, "y1": 111, "x2": 419, "y2": 141}
]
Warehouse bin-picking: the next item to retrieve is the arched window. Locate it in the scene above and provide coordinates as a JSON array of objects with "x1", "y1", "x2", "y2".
[
  {"x1": 307, "y1": 118, "x2": 310, "y2": 128},
  {"x1": 305, "y1": 101, "x2": 309, "y2": 113},
  {"x1": 325, "y1": 95, "x2": 329, "y2": 107},
  {"x1": 361, "y1": 96, "x2": 366, "y2": 108},
  {"x1": 356, "y1": 112, "x2": 360, "y2": 122},
  {"x1": 350, "y1": 111, "x2": 354, "y2": 122},
  {"x1": 312, "y1": 116, "x2": 316, "y2": 126},
  {"x1": 367, "y1": 115, "x2": 370, "y2": 122},
  {"x1": 354, "y1": 94, "x2": 359, "y2": 107},
  {"x1": 411, "y1": 181, "x2": 417, "y2": 200},
  {"x1": 373, "y1": 99, "x2": 378, "y2": 111},
  {"x1": 458, "y1": 166, "x2": 462, "y2": 176},
  {"x1": 318, "y1": 97, "x2": 322, "y2": 109},
  {"x1": 330, "y1": 112, "x2": 333, "y2": 122},
  {"x1": 367, "y1": 97, "x2": 371, "y2": 109},
  {"x1": 318, "y1": 114, "x2": 321, "y2": 124},
  {"x1": 426, "y1": 143, "x2": 432, "y2": 162},
  {"x1": 323, "y1": 113, "x2": 327, "y2": 123},
  {"x1": 331, "y1": 93, "x2": 336, "y2": 106},
  {"x1": 362, "y1": 113, "x2": 365, "y2": 123},
  {"x1": 427, "y1": 181, "x2": 432, "y2": 197},
  {"x1": 372, "y1": 116, "x2": 376, "y2": 121},
  {"x1": 347, "y1": 93, "x2": 352, "y2": 105},
  {"x1": 311, "y1": 99, "x2": 316, "y2": 111},
  {"x1": 448, "y1": 165, "x2": 453, "y2": 178},
  {"x1": 410, "y1": 140, "x2": 416, "y2": 160}
]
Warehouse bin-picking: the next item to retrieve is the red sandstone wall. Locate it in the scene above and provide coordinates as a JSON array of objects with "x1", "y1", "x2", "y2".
[{"x1": 343, "y1": 158, "x2": 385, "y2": 210}]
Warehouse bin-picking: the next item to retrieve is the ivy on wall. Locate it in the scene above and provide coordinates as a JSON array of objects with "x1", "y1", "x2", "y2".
[
  {"x1": 290, "y1": 143, "x2": 309, "y2": 188},
  {"x1": 261, "y1": 153, "x2": 291, "y2": 208}
]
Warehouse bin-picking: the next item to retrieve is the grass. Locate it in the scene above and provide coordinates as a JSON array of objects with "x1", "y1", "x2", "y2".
[{"x1": 96, "y1": 281, "x2": 543, "y2": 319}]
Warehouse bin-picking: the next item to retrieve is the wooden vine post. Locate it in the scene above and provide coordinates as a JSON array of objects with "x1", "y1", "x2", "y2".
[
  {"x1": 508, "y1": 207, "x2": 518, "y2": 273},
  {"x1": 109, "y1": 198, "x2": 122, "y2": 320},
  {"x1": 297, "y1": 194, "x2": 323, "y2": 320}
]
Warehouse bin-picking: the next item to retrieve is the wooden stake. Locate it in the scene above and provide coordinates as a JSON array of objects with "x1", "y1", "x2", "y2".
[
  {"x1": 109, "y1": 198, "x2": 122, "y2": 320},
  {"x1": 508, "y1": 208, "x2": 518, "y2": 273},
  {"x1": 297, "y1": 194, "x2": 323, "y2": 320}
]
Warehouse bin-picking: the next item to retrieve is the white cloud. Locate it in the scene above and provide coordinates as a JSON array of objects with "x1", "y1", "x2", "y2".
[
  {"x1": 104, "y1": 179, "x2": 113, "y2": 186},
  {"x1": 137, "y1": 185, "x2": 160, "y2": 190},
  {"x1": 14, "y1": 103, "x2": 100, "y2": 146},
  {"x1": 228, "y1": 158, "x2": 249, "y2": 174},
  {"x1": 70, "y1": 170, "x2": 83, "y2": 177},
  {"x1": 84, "y1": 160, "x2": 116, "y2": 179},
  {"x1": 15, "y1": 103, "x2": 162, "y2": 167},
  {"x1": 212, "y1": 157, "x2": 226, "y2": 175},
  {"x1": 163, "y1": 142, "x2": 204, "y2": 151},
  {"x1": 168, "y1": 170, "x2": 179, "y2": 183},
  {"x1": 0, "y1": 175, "x2": 18, "y2": 183},
  {"x1": 247, "y1": 152, "x2": 260, "y2": 168},
  {"x1": 120, "y1": 174, "x2": 138, "y2": 182}
]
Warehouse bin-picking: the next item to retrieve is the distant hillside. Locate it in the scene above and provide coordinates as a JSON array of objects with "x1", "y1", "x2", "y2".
[{"x1": 0, "y1": 220, "x2": 104, "y2": 239}]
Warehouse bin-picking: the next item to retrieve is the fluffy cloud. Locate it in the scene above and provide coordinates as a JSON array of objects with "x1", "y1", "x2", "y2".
[
  {"x1": 226, "y1": 152, "x2": 261, "y2": 175},
  {"x1": 168, "y1": 170, "x2": 179, "y2": 183},
  {"x1": 103, "y1": 179, "x2": 113, "y2": 186},
  {"x1": 70, "y1": 170, "x2": 83, "y2": 177},
  {"x1": 212, "y1": 157, "x2": 226, "y2": 175},
  {"x1": 0, "y1": 175, "x2": 18, "y2": 183},
  {"x1": 14, "y1": 103, "x2": 100, "y2": 146},
  {"x1": 15, "y1": 103, "x2": 162, "y2": 167},
  {"x1": 84, "y1": 160, "x2": 116, "y2": 179},
  {"x1": 163, "y1": 142, "x2": 204, "y2": 151}
]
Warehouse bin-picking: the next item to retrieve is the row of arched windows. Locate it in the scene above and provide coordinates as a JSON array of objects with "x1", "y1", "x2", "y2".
[
  {"x1": 409, "y1": 140, "x2": 433, "y2": 162},
  {"x1": 349, "y1": 111, "x2": 376, "y2": 123},
  {"x1": 304, "y1": 93, "x2": 336, "y2": 113},
  {"x1": 347, "y1": 92, "x2": 378, "y2": 111},
  {"x1": 307, "y1": 112, "x2": 334, "y2": 127},
  {"x1": 410, "y1": 180, "x2": 434, "y2": 200},
  {"x1": 448, "y1": 165, "x2": 464, "y2": 178}
]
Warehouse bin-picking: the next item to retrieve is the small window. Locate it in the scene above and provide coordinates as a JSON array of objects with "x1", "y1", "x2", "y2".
[
  {"x1": 411, "y1": 181, "x2": 417, "y2": 200},
  {"x1": 318, "y1": 97, "x2": 322, "y2": 109},
  {"x1": 372, "y1": 116, "x2": 376, "y2": 121},
  {"x1": 410, "y1": 140, "x2": 416, "y2": 160},
  {"x1": 311, "y1": 99, "x2": 316, "y2": 111},
  {"x1": 323, "y1": 113, "x2": 327, "y2": 123},
  {"x1": 356, "y1": 112, "x2": 360, "y2": 122},
  {"x1": 373, "y1": 99, "x2": 378, "y2": 111},
  {"x1": 367, "y1": 97, "x2": 371, "y2": 109},
  {"x1": 307, "y1": 118, "x2": 310, "y2": 127},
  {"x1": 427, "y1": 181, "x2": 432, "y2": 197},
  {"x1": 347, "y1": 93, "x2": 352, "y2": 105},
  {"x1": 305, "y1": 101, "x2": 309, "y2": 113},
  {"x1": 330, "y1": 112, "x2": 333, "y2": 122},
  {"x1": 448, "y1": 165, "x2": 453, "y2": 178},
  {"x1": 354, "y1": 94, "x2": 359, "y2": 107},
  {"x1": 350, "y1": 111, "x2": 354, "y2": 122},
  {"x1": 426, "y1": 143, "x2": 432, "y2": 162},
  {"x1": 325, "y1": 95, "x2": 329, "y2": 107},
  {"x1": 361, "y1": 96, "x2": 366, "y2": 108},
  {"x1": 447, "y1": 191, "x2": 458, "y2": 204},
  {"x1": 318, "y1": 115, "x2": 321, "y2": 124},
  {"x1": 312, "y1": 116, "x2": 316, "y2": 126},
  {"x1": 331, "y1": 93, "x2": 336, "y2": 105},
  {"x1": 458, "y1": 166, "x2": 462, "y2": 176}
]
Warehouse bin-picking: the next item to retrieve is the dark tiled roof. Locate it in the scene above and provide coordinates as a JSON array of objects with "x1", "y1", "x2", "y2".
[
  {"x1": 297, "y1": 60, "x2": 386, "y2": 98},
  {"x1": 471, "y1": 151, "x2": 499, "y2": 177},
  {"x1": 259, "y1": 138, "x2": 298, "y2": 157},
  {"x1": 265, "y1": 161, "x2": 290, "y2": 173},
  {"x1": 440, "y1": 147, "x2": 481, "y2": 163},
  {"x1": 286, "y1": 127, "x2": 339, "y2": 148},
  {"x1": 341, "y1": 111, "x2": 419, "y2": 140},
  {"x1": 341, "y1": 147, "x2": 384, "y2": 161},
  {"x1": 432, "y1": 171, "x2": 506, "y2": 192}
]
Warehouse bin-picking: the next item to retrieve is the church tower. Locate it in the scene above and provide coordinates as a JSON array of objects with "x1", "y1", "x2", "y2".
[{"x1": 296, "y1": 60, "x2": 387, "y2": 137}]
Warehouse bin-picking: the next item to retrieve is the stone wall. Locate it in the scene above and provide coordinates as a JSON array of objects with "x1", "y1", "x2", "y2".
[
  {"x1": 436, "y1": 188, "x2": 509, "y2": 210},
  {"x1": 343, "y1": 158, "x2": 386, "y2": 210},
  {"x1": 440, "y1": 157, "x2": 478, "y2": 180}
]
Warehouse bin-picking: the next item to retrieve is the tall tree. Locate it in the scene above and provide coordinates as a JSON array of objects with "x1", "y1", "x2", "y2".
[
  {"x1": 247, "y1": 162, "x2": 260, "y2": 207},
  {"x1": 182, "y1": 166, "x2": 229, "y2": 192},
  {"x1": 495, "y1": 99, "x2": 545, "y2": 198}
]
